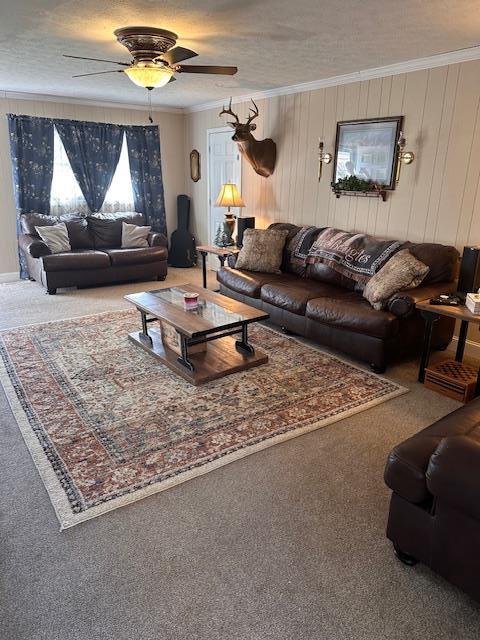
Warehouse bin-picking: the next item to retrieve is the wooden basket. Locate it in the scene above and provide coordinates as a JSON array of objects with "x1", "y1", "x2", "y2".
[
  {"x1": 424, "y1": 359, "x2": 477, "y2": 403},
  {"x1": 159, "y1": 321, "x2": 206, "y2": 355}
]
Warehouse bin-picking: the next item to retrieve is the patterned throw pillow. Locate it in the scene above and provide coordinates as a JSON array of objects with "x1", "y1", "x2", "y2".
[
  {"x1": 121, "y1": 222, "x2": 151, "y2": 248},
  {"x1": 35, "y1": 222, "x2": 71, "y2": 254},
  {"x1": 235, "y1": 228, "x2": 289, "y2": 274},
  {"x1": 363, "y1": 249, "x2": 429, "y2": 310}
]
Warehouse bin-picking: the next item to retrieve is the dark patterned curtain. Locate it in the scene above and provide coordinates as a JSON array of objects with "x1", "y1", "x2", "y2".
[
  {"x1": 54, "y1": 120, "x2": 124, "y2": 212},
  {"x1": 125, "y1": 125, "x2": 167, "y2": 236},
  {"x1": 7, "y1": 114, "x2": 54, "y2": 278}
]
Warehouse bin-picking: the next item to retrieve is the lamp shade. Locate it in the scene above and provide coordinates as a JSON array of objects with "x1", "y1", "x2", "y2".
[
  {"x1": 124, "y1": 62, "x2": 173, "y2": 89},
  {"x1": 215, "y1": 183, "x2": 245, "y2": 208}
]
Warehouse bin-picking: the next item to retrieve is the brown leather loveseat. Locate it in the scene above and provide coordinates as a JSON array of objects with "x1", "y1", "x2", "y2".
[
  {"x1": 217, "y1": 223, "x2": 458, "y2": 371},
  {"x1": 19, "y1": 211, "x2": 168, "y2": 294},
  {"x1": 384, "y1": 398, "x2": 480, "y2": 603}
]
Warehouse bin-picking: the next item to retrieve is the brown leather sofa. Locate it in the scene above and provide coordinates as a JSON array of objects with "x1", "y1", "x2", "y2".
[
  {"x1": 217, "y1": 223, "x2": 458, "y2": 371},
  {"x1": 19, "y1": 211, "x2": 168, "y2": 294},
  {"x1": 384, "y1": 398, "x2": 480, "y2": 603}
]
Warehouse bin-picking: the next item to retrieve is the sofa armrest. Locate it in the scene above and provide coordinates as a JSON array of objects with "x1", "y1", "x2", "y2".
[
  {"x1": 227, "y1": 253, "x2": 238, "y2": 268},
  {"x1": 148, "y1": 232, "x2": 168, "y2": 248},
  {"x1": 386, "y1": 281, "x2": 457, "y2": 318},
  {"x1": 427, "y1": 436, "x2": 480, "y2": 521},
  {"x1": 18, "y1": 233, "x2": 51, "y2": 258}
]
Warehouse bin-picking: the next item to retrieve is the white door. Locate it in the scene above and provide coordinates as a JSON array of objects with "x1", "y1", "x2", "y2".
[{"x1": 208, "y1": 128, "x2": 241, "y2": 267}]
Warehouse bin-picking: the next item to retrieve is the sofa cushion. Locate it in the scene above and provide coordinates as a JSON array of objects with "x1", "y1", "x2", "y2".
[
  {"x1": 261, "y1": 280, "x2": 345, "y2": 315},
  {"x1": 20, "y1": 212, "x2": 92, "y2": 249},
  {"x1": 104, "y1": 247, "x2": 168, "y2": 266},
  {"x1": 306, "y1": 263, "x2": 357, "y2": 290},
  {"x1": 306, "y1": 294, "x2": 399, "y2": 339},
  {"x1": 87, "y1": 212, "x2": 145, "y2": 248},
  {"x1": 217, "y1": 267, "x2": 293, "y2": 298},
  {"x1": 406, "y1": 242, "x2": 458, "y2": 284},
  {"x1": 384, "y1": 398, "x2": 480, "y2": 504},
  {"x1": 41, "y1": 250, "x2": 110, "y2": 272}
]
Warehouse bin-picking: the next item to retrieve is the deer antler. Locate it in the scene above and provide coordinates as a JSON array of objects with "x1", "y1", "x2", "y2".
[
  {"x1": 246, "y1": 99, "x2": 259, "y2": 125},
  {"x1": 219, "y1": 97, "x2": 240, "y2": 124}
]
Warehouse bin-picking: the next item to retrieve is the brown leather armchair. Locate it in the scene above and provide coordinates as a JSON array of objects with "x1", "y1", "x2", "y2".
[{"x1": 384, "y1": 398, "x2": 480, "y2": 603}]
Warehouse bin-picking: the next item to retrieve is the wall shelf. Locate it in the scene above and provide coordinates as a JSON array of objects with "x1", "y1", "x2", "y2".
[{"x1": 333, "y1": 189, "x2": 387, "y2": 202}]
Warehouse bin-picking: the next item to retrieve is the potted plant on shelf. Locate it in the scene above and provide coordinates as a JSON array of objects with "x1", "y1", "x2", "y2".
[{"x1": 332, "y1": 176, "x2": 387, "y2": 201}]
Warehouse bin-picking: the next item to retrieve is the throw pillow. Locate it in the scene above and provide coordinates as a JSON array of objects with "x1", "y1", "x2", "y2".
[
  {"x1": 87, "y1": 212, "x2": 145, "y2": 248},
  {"x1": 21, "y1": 212, "x2": 92, "y2": 249},
  {"x1": 35, "y1": 222, "x2": 71, "y2": 254},
  {"x1": 121, "y1": 222, "x2": 151, "y2": 248},
  {"x1": 363, "y1": 249, "x2": 430, "y2": 310},
  {"x1": 235, "y1": 228, "x2": 289, "y2": 274}
]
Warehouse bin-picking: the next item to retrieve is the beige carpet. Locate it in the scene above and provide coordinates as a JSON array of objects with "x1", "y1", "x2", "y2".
[
  {"x1": 1, "y1": 271, "x2": 479, "y2": 639},
  {"x1": 0, "y1": 267, "x2": 216, "y2": 330}
]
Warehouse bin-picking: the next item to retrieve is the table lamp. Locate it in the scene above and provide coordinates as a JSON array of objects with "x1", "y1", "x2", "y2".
[{"x1": 215, "y1": 182, "x2": 245, "y2": 246}]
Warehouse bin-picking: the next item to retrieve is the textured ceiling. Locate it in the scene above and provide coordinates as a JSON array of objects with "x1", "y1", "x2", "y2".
[{"x1": 1, "y1": 0, "x2": 480, "y2": 108}]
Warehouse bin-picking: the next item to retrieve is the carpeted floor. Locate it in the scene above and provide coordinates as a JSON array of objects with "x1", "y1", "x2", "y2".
[{"x1": 1, "y1": 269, "x2": 480, "y2": 640}]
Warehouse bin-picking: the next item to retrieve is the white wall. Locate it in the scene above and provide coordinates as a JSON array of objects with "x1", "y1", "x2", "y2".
[
  {"x1": 0, "y1": 97, "x2": 186, "y2": 276},
  {"x1": 184, "y1": 59, "x2": 480, "y2": 253}
]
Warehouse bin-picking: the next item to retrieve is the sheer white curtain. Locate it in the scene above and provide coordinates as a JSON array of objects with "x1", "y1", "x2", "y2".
[{"x1": 50, "y1": 128, "x2": 135, "y2": 215}]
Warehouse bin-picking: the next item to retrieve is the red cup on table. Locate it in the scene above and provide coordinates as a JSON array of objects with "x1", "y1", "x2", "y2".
[{"x1": 183, "y1": 292, "x2": 199, "y2": 310}]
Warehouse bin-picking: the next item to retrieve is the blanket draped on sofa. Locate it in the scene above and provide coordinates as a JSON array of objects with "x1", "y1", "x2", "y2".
[
  {"x1": 308, "y1": 228, "x2": 405, "y2": 284},
  {"x1": 288, "y1": 225, "x2": 405, "y2": 284}
]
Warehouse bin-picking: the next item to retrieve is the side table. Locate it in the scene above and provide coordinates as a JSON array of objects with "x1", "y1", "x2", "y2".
[
  {"x1": 196, "y1": 244, "x2": 240, "y2": 289},
  {"x1": 416, "y1": 300, "x2": 480, "y2": 394}
]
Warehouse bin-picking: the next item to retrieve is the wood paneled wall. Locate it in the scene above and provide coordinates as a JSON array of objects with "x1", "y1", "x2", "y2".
[
  {"x1": 0, "y1": 98, "x2": 185, "y2": 275},
  {"x1": 184, "y1": 59, "x2": 480, "y2": 254}
]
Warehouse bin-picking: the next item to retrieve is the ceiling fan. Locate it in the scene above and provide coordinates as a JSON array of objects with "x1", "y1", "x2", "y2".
[{"x1": 64, "y1": 26, "x2": 238, "y2": 90}]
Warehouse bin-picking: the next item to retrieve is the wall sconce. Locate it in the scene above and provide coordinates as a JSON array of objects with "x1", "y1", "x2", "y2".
[
  {"x1": 318, "y1": 139, "x2": 332, "y2": 181},
  {"x1": 396, "y1": 131, "x2": 415, "y2": 182}
]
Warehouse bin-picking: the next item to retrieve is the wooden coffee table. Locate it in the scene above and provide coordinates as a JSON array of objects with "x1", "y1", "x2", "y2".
[{"x1": 125, "y1": 284, "x2": 269, "y2": 385}]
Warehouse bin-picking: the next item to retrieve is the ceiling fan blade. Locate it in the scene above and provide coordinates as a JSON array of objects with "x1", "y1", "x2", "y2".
[
  {"x1": 168, "y1": 75, "x2": 177, "y2": 83},
  {"x1": 63, "y1": 54, "x2": 130, "y2": 67},
  {"x1": 162, "y1": 46, "x2": 198, "y2": 65},
  {"x1": 72, "y1": 70, "x2": 125, "y2": 78},
  {"x1": 177, "y1": 65, "x2": 237, "y2": 75}
]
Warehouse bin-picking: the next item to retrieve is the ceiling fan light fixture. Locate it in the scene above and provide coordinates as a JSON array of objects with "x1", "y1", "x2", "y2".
[{"x1": 124, "y1": 61, "x2": 173, "y2": 89}]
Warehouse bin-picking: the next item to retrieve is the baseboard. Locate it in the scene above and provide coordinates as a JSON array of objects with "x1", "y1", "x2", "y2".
[
  {"x1": 447, "y1": 336, "x2": 480, "y2": 361},
  {"x1": 0, "y1": 272, "x2": 20, "y2": 283}
]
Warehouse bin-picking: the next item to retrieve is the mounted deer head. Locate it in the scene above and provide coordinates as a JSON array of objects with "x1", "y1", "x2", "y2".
[{"x1": 219, "y1": 98, "x2": 276, "y2": 178}]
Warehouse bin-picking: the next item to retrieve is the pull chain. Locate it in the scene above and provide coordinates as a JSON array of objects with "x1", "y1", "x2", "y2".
[{"x1": 147, "y1": 88, "x2": 153, "y2": 124}]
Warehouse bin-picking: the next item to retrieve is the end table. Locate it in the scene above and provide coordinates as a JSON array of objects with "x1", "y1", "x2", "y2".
[
  {"x1": 196, "y1": 244, "x2": 240, "y2": 289},
  {"x1": 416, "y1": 299, "x2": 480, "y2": 396}
]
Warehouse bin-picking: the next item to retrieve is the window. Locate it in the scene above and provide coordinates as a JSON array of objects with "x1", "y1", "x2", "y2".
[{"x1": 50, "y1": 128, "x2": 135, "y2": 215}]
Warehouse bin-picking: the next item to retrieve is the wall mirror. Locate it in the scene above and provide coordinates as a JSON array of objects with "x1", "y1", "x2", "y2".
[
  {"x1": 332, "y1": 116, "x2": 403, "y2": 190},
  {"x1": 190, "y1": 149, "x2": 201, "y2": 182}
]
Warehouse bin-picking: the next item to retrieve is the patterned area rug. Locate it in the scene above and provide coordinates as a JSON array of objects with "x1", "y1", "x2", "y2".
[{"x1": 0, "y1": 310, "x2": 407, "y2": 529}]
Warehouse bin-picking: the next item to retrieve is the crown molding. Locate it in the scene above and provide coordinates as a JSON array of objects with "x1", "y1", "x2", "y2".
[
  {"x1": 186, "y1": 45, "x2": 480, "y2": 113},
  {"x1": 3, "y1": 44, "x2": 480, "y2": 116},
  {"x1": 0, "y1": 90, "x2": 183, "y2": 114}
]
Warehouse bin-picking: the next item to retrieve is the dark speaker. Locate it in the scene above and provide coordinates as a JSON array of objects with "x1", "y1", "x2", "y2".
[
  {"x1": 457, "y1": 246, "x2": 480, "y2": 299},
  {"x1": 236, "y1": 217, "x2": 255, "y2": 248}
]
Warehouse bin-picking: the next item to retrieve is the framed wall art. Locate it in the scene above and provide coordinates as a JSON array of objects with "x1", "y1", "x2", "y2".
[{"x1": 332, "y1": 116, "x2": 403, "y2": 191}]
